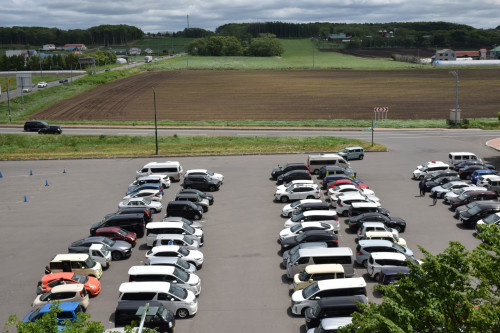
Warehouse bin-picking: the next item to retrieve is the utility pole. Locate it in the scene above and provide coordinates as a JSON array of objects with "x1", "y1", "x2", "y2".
[
  {"x1": 152, "y1": 87, "x2": 159, "y2": 155},
  {"x1": 450, "y1": 70, "x2": 459, "y2": 126}
]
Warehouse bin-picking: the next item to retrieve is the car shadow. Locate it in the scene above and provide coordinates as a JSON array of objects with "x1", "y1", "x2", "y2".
[
  {"x1": 455, "y1": 223, "x2": 473, "y2": 230},
  {"x1": 138, "y1": 243, "x2": 149, "y2": 251},
  {"x1": 372, "y1": 289, "x2": 383, "y2": 299},
  {"x1": 281, "y1": 274, "x2": 291, "y2": 284},
  {"x1": 286, "y1": 307, "x2": 301, "y2": 318},
  {"x1": 299, "y1": 324, "x2": 308, "y2": 333}
]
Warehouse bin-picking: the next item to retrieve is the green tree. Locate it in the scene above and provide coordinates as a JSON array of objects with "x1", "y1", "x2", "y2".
[
  {"x1": 246, "y1": 33, "x2": 284, "y2": 57},
  {"x1": 340, "y1": 224, "x2": 500, "y2": 333}
]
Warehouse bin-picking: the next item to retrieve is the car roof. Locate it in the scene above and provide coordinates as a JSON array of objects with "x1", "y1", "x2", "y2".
[
  {"x1": 128, "y1": 265, "x2": 175, "y2": 276},
  {"x1": 299, "y1": 202, "x2": 329, "y2": 208},
  {"x1": 317, "y1": 277, "x2": 366, "y2": 290},
  {"x1": 48, "y1": 284, "x2": 85, "y2": 293},
  {"x1": 41, "y1": 272, "x2": 78, "y2": 283},
  {"x1": 51, "y1": 253, "x2": 91, "y2": 261},
  {"x1": 473, "y1": 201, "x2": 500, "y2": 209},
  {"x1": 370, "y1": 252, "x2": 407, "y2": 260},
  {"x1": 119, "y1": 281, "x2": 170, "y2": 293},
  {"x1": 150, "y1": 245, "x2": 181, "y2": 252},
  {"x1": 40, "y1": 301, "x2": 80, "y2": 313},
  {"x1": 358, "y1": 239, "x2": 394, "y2": 247},
  {"x1": 361, "y1": 222, "x2": 386, "y2": 228},
  {"x1": 380, "y1": 266, "x2": 411, "y2": 274},
  {"x1": 304, "y1": 264, "x2": 344, "y2": 274},
  {"x1": 147, "y1": 221, "x2": 185, "y2": 229},
  {"x1": 351, "y1": 202, "x2": 379, "y2": 208},
  {"x1": 96, "y1": 226, "x2": 122, "y2": 233},
  {"x1": 318, "y1": 295, "x2": 368, "y2": 308},
  {"x1": 302, "y1": 210, "x2": 337, "y2": 217},
  {"x1": 298, "y1": 247, "x2": 352, "y2": 256},
  {"x1": 116, "y1": 300, "x2": 164, "y2": 311}
]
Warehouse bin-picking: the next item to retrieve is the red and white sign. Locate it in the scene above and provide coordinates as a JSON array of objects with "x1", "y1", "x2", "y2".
[{"x1": 374, "y1": 107, "x2": 389, "y2": 113}]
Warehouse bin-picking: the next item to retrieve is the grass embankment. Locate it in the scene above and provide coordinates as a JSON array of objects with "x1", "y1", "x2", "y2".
[{"x1": 0, "y1": 134, "x2": 385, "y2": 160}]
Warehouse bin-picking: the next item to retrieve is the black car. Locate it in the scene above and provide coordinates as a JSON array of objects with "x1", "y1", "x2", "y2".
[
  {"x1": 423, "y1": 170, "x2": 458, "y2": 182},
  {"x1": 24, "y1": 120, "x2": 49, "y2": 132},
  {"x1": 90, "y1": 213, "x2": 146, "y2": 238},
  {"x1": 424, "y1": 176, "x2": 460, "y2": 193},
  {"x1": 68, "y1": 236, "x2": 132, "y2": 261},
  {"x1": 280, "y1": 230, "x2": 338, "y2": 250},
  {"x1": 59, "y1": 78, "x2": 68, "y2": 83},
  {"x1": 105, "y1": 207, "x2": 152, "y2": 223},
  {"x1": 175, "y1": 193, "x2": 209, "y2": 212},
  {"x1": 322, "y1": 174, "x2": 352, "y2": 188},
  {"x1": 38, "y1": 125, "x2": 62, "y2": 134},
  {"x1": 276, "y1": 170, "x2": 312, "y2": 185},
  {"x1": 459, "y1": 201, "x2": 500, "y2": 228},
  {"x1": 454, "y1": 160, "x2": 485, "y2": 172},
  {"x1": 304, "y1": 295, "x2": 367, "y2": 330},
  {"x1": 347, "y1": 212, "x2": 406, "y2": 232},
  {"x1": 114, "y1": 300, "x2": 175, "y2": 333},
  {"x1": 178, "y1": 188, "x2": 214, "y2": 205},
  {"x1": 182, "y1": 175, "x2": 221, "y2": 191},
  {"x1": 459, "y1": 165, "x2": 488, "y2": 180},
  {"x1": 271, "y1": 163, "x2": 309, "y2": 180}
]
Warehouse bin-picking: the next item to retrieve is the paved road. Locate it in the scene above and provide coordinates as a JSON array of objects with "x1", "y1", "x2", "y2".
[{"x1": 0, "y1": 132, "x2": 497, "y2": 332}]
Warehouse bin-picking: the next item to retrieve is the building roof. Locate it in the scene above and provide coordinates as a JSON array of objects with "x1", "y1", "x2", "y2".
[{"x1": 456, "y1": 51, "x2": 479, "y2": 57}]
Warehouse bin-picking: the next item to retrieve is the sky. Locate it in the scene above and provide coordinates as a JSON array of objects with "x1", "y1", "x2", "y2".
[{"x1": 2, "y1": 0, "x2": 499, "y2": 33}]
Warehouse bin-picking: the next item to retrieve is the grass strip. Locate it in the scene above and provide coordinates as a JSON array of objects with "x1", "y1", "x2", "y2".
[{"x1": 0, "y1": 134, "x2": 385, "y2": 160}]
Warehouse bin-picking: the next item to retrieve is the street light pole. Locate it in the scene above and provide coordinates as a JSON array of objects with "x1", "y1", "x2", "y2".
[
  {"x1": 450, "y1": 70, "x2": 459, "y2": 126},
  {"x1": 152, "y1": 87, "x2": 159, "y2": 155}
]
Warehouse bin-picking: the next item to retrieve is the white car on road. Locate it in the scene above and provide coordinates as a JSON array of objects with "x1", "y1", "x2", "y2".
[
  {"x1": 283, "y1": 211, "x2": 339, "y2": 232},
  {"x1": 281, "y1": 199, "x2": 322, "y2": 218},
  {"x1": 430, "y1": 181, "x2": 469, "y2": 198},
  {"x1": 145, "y1": 245, "x2": 204, "y2": 269},
  {"x1": 443, "y1": 185, "x2": 485, "y2": 204},
  {"x1": 123, "y1": 189, "x2": 163, "y2": 202},
  {"x1": 118, "y1": 197, "x2": 163, "y2": 213},
  {"x1": 275, "y1": 184, "x2": 320, "y2": 203},
  {"x1": 184, "y1": 169, "x2": 224, "y2": 183},
  {"x1": 37, "y1": 82, "x2": 48, "y2": 88},
  {"x1": 334, "y1": 193, "x2": 380, "y2": 216},
  {"x1": 328, "y1": 184, "x2": 376, "y2": 202}
]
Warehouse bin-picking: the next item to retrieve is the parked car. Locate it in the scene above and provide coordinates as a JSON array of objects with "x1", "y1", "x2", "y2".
[
  {"x1": 128, "y1": 265, "x2": 201, "y2": 296},
  {"x1": 459, "y1": 165, "x2": 490, "y2": 180},
  {"x1": 280, "y1": 230, "x2": 339, "y2": 250},
  {"x1": 318, "y1": 165, "x2": 356, "y2": 180},
  {"x1": 360, "y1": 231, "x2": 407, "y2": 247},
  {"x1": 293, "y1": 264, "x2": 345, "y2": 290},
  {"x1": 379, "y1": 266, "x2": 411, "y2": 286},
  {"x1": 357, "y1": 222, "x2": 399, "y2": 240},
  {"x1": 429, "y1": 180, "x2": 469, "y2": 198},
  {"x1": 274, "y1": 183, "x2": 320, "y2": 203},
  {"x1": 38, "y1": 125, "x2": 62, "y2": 134},
  {"x1": 182, "y1": 174, "x2": 221, "y2": 191},
  {"x1": 32, "y1": 284, "x2": 89, "y2": 310},
  {"x1": 22, "y1": 88, "x2": 31, "y2": 93},
  {"x1": 325, "y1": 177, "x2": 369, "y2": 190},
  {"x1": 356, "y1": 239, "x2": 414, "y2": 267},
  {"x1": 412, "y1": 161, "x2": 450, "y2": 180},
  {"x1": 178, "y1": 188, "x2": 214, "y2": 205},
  {"x1": 68, "y1": 236, "x2": 132, "y2": 261},
  {"x1": 114, "y1": 300, "x2": 175, "y2": 333},
  {"x1": 327, "y1": 184, "x2": 375, "y2": 202},
  {"x1": 126, "y1": 183, "x2": 163, "y2": 196},
  {"x1": 153, "y1": 234, "x2": 200, "y2": 250},
  {"x1": 118, "y1": 197, "x2": 163, "y2": 213},
  {"x1": 470, "y1": 169, "x2": 497, "y2": 184},
  {"x1": 347, "y1": 212, "x2": 406, "y2": 232},
  {"x1": 348, "y1": 202, "x2": 390, "y2": 218},
  {"x1": 166, "y1": 201, "x2": 203, "y2": 221},
  {"x1": 59, "y1": 78, "x2": 69, "y2": 83},
  {"x1": 271, "y1": 163, "x2": 309, "y2": 179},
  {"x1": 91, "y1": 213, "x2": 146, "y2": 238},
  {"x1": 276, "y1": 170, "x2": 312, "y2": 185},
  {"x1": 423, "y1": 176, "x2": 460, "y2": 193},
  {"x1": 322, "y1": 174, "x2": 352, "y2": 188},
  {"x1": 144, "y1": 257, "x2": 198, "y2": 275},
  {"x1": 423, "y1": 170, "x2": 458, "y2": 182},
  {"x1": 184, "y1": 169, "x2": 224, "y2": 183},
  {"x1": 454, "y1": 160, "x2": 485, "y2": 172},
  {"x1": 367, "y1": 252, "x2": 414, "y2": 281},
  {"x1": 304, "y1": 295, "x2": 367, "y2": 330},
  {"x1": 174, "y1": 193, "x2": 209, "y2": 212},
  {"x1": 335, "y1": 193, "x2": 380, "y2": 217},
  {"x1": 283, "y1": 210, "x2": 339, "y2": 231},
  {"x1": 37, "y1": 81, "x2": 48, "y2": 88},
  {"x1": 476, "y1": 175, "x2": 500, "y2": 187},
  {"x1": 123, "y1": 189, "x2": 163, "y2": 202},
  {"x1": 146, "y1": 221, "x2": 204, "y2": 247},
  {"x1": 449, "y1": 190, "x2": 497, "y2": 210},
  {"x1": 23, "y1": 302, "x2": 83, "y2": 326},
  {"x1": 128, "y1": 175, "x2": 170, "y2": 190},
  {"x1": 162, "y1": 216, "x2": 203, "y2": 230},
  {"x1": 282, "y1": 199, "x2": 323, "y2": 218},
  {"x1": 40, "y1": 272, "x2": 101, "y2": 296},
  {"x1": 282, "y1": 242, "x2": 328, "y2": 268},
  {"x1": 95, "y1": 227, "x2": 137, "y2": 247},
  {"x1": 459, "y1": 201, "x2": 500, "y2": 228},
  {"x1": 279, "y1": 222, "x2": 335, "y2": 242},
  {"x1": 145, "y1": 245, "x2": 204, "y2": 269},
  {"x1": 443, "y1": 185, "x2": 485, "y2": 204}
]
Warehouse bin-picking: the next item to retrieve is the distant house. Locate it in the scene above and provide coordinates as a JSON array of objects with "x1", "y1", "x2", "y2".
[
  {"x1": 328, "y1": 33, "x2": 351, "y2": 42},
  {"x1": 114, "y1": 49, "x2": 128, "y2": 56},
  {"x1": 456, "y1": 50, "x2": 480, "y2": 59},
  {"x1": 129, "y1": 47, "x2": 141, "y2": 55},
  {"x1": 42, "y1": 44, "x2": 56, "y2": 51},
  {"x1": 435, "y1": 49, "x2": 456, "y2": 61},
  {"x1": 64, "y1": 44, "x2": 87, "y2": 51},
  {"x1": 490, "y1": 46, "x2": 500, "y2": 59},
  {"x1": 5, "y1": 50, "x2": 23, "y2": 57}
]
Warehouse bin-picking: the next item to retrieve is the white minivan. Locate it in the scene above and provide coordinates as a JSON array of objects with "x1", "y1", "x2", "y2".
[
  {"x1": 286, "y1": 247, "x2": 355, "y2": 279},
  {"x1": 307, "y1": 153, "x2": 350, "y2": 175},
  {"x1": 136, "y1": 161, "x2": 183, "y2": 181},
  {"x1": 448, "y1": 152, "x2": 481, "y2": 166},
  {"x1": 128, "y1": 265, "x2": 201, "y2": 296},
  {"x1": 118, "y1": 281, "x2": 198, "y2": 318}
]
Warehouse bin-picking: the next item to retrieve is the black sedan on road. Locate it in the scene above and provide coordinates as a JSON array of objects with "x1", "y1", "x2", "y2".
[
  {"x1": 280, "y1": 230, "x2": 338, "y2": 250},
  {"x1": 424, "y1": 176, "x2": 460, "y2": 193}
]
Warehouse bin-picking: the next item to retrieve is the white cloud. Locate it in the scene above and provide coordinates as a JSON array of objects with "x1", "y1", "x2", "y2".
[{"x1": 0, "y1": 0, "x2": 498, "y2": 33}]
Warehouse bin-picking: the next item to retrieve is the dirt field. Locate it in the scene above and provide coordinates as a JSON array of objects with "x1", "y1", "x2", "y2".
[{"x1": 34, "y1": 69, "x2": 500, "y2": 121}]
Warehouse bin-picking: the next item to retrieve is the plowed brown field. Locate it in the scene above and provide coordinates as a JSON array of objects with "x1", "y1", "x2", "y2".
[{"x1": 34, "y1": 69, "x2": 500, "y2": 121}]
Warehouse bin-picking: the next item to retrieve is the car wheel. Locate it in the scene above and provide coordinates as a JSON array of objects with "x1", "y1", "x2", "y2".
[
  {"x1": 419, "y1": 175, "x2": 424, "y2": 180},
  {"x1": 306, "y1": 195, "x2": 315, "y2": 199},
  {"x1": 111, "y1": 251, "x2": 123, "y2": 261},
  {"x1": 359, "y1": 155, "x2": 364, "y2": 160},
  {"x1": 313, "y1": 169, "x2": 319, "y2": 175},
  {"x1": 177, "y1": 308, "x2": 189, "y2": 318},
  {"x1": 280, "y1": 196, "x2": 289, "y2": 203},
  {"x1": 394, "y1": 225, "x2": 402, "y2": 233},
  {"x1": 342, "y1": 210, "x2": 348, "y2": 217},
  {"x1": 209, "y1": 185, "x2": 216, "y2": 191},
  {"x1": 363, "y1": 260, "x2": 368, "y2": 268},
  {"x1": 288, "y1": 212, "x2": 293, "y2": 218},
  {"x1": 374, "y1": 273, "x2": 381, "y2": 282},
  {"x1": 194, "y1": 214, "x2": 201, "y2": 220}
]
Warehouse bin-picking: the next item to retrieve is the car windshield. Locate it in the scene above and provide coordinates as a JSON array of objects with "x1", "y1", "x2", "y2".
[
  {"x1": 289, "y1": 250, "x2": 301, "y2": 263},
  {"x1": 178, "y1": 247, "x2": 189, "y2": 256},
  {"x1": 28, "y1": 307, "x2": 43, "y2": 321},
  {"x1": 39, "y1": 290, "x2": 52, "y2": 301},
  {"x1": 290, "y1": 224, "x2": 303, "y2": 232},
  {"x1": 391, "y1": 243, "x2": 406, "y2": 253},
  {"x1": 176, "y1": 259, "x2": 190, "y2": 270},
  {"x1": 101, "y1": 246, "x2": 110, "y2": 256},
  {"x1": 297, "y1": 270, "x2": 311, "y2": 282},
  {"x1": 142, "y1": 198, "x2": 151, "y2": 205},
  {"x1": 290, "y1": 201, "x2": 302, "y2": 208},
  {"x1": 452, "y1": 188, "x2": 466, "y2": 195},
  {"x1": 467, "y1": 206, "x2": 483, "y2": 215},
  {"x1": 101, "y1": 238, "x2": 115, "y2": 247},
  {"x1": 295, "y1": 232, "x2": 309, "y2": 242},
  {"x1": 288, "y1": 244, "x2": 301, "y2": 256},
  {"x1": 72, "y1": 273, "x2": 88, "y2": 284},
  {"x1": 172, "y1": 267, "x2": 189, "y2": 282},
  {"x1": 302, "y1": 282, "x2": 320, "y2": 299},
  {"x1": 84, "y1": 257, "x2": 96, "y2": 268},
  {"x1": 484, "y1": 214, "x2": 500, "y2": 223},
  {"x1": 291, "y1": 213, "x2": 304, "y2": 222},
  {"x1": 206, "y1": 171, "x2": 214, "y2": 176},
  {"x1": 183, "y1": 236, "x2": 193, "y2": 245},
  {"x1": 311, "y1": 302, "x2": 323, "y2": 317},
  {"x1": 457, "y1": 192, "x2": 471, "y2": 200},
  {"x1": 168, "y1": 284, "x2": 187, "y2": 300},
  {"x1": 442, "y1": 182, "x2": 454, "y2": 189},
  {"x1": 182, "y1": 224, "x2": 195, "y2": 234},
  {"x1": 117, "y1": 229, "x2": 129, "y2": 236}
]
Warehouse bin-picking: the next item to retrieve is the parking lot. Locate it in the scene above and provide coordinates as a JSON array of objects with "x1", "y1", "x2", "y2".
[{"x1": 0, "y1": 132, "x2": 496, "y2": 332}]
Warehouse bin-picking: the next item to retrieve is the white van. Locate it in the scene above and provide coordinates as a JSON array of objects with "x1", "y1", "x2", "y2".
[
  {"x1": 307, "y1": 154, "x2": 350, "y2": 175},
  {"x1": 367, "y1": 252, "x2": 409, "y2": 281},
  {"x1": 118, "y1": 281, "x2": 198, "y2": 318},
  {"x1": 136, "y1": 161, "x2": 183, "y2": 181},
  {"x1": 290, "y1": 277, "x2": 366, "y2": 315},
  {"x1": 487, "y1": 176, "x2": 500, "y2": 195},
  {"x1": 448, "y1": 152, "x2": 481, "y2": 166},
  {"x1": 128, "y1": 265, "x2": 201, "y2": 296},
  {"x1": 146, "y1": 221, "x2": 204, "y2": 247},
  {"x1": 286, "y1": 247, "x2": 355, "y2": 279}
]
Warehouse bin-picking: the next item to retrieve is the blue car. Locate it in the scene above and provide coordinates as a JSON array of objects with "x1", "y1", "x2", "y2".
[
  {"x1": 471, "y1": 169, "x2": 497, "y2": 184},
  {"x1": 126, "y1": 183, "x2": 163, "y2": 196},
  {"x1": 23, "y1": 302, "x2": 83, "y2": 329}
]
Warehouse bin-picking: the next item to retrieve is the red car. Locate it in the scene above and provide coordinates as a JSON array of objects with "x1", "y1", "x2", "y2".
[
  {"x1": 327, "y1": 179, "x2": 369, "y2": 189},
  {"x1": 95, "y1": 227, "x2": 137, "y2": 247},
  {"x1": 41, "y1": 272, "x2": 101, "y2": 296}
]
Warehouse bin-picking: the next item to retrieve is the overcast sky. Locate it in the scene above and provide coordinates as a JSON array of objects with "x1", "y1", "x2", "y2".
[{"x1": 2, "y1": 0, "x2": 499, "y2": 33}]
